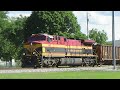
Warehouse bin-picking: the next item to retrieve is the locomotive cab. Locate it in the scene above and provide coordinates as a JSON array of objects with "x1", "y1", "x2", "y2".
[
  {"x1": 22, "y1": 34, "x2": 48, "y2": 67},
  {"x1": 23, "y1": 34, "x2": 47, "y2": 55}
]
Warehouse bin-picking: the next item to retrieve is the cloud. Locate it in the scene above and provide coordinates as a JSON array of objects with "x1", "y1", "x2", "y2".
[
  {"x1": 88, "y1": 11, "x2": 111, "y2": 25},
  {"x1": 73, "y1": 11, "x2": 120, "y2": 41},
  {"x1": 8, "y1": 11, "x2": 32, "y2": 17}
]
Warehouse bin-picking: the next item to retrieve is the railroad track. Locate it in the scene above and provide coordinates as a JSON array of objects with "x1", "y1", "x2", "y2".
[{"x1": 0, "y1": 65, "x2": 119, "y2": 74}]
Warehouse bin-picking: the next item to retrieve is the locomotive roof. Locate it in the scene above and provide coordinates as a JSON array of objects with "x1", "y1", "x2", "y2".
[
  {"x1": 42, "y1": 34, "x2": 53, "y2": 38},
  {"x1": 31, "y1": 33, "x2": 95, "y2": 43},
  {"x1": 31, "y1": 33, "x2": 54, "y2": 38}
]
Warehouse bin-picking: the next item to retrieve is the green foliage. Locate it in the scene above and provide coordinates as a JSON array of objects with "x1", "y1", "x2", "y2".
[
  {"x1": 0, "y1": 11, "x2": 8, "y2": 30},
  {"x1": 0, "y1": 11, "x2": 10, "y2": 60},
  {"x1": 5, "y1": 16, "x2": 27, "y2": 60},
  {"x1": 24, "y1": 11, "x2": 87, "y2": 39},
  {"x1": 0, "y1": 12, "x2": 27, "y2": 61},
  {"x1": 89, "y1": 28, "x2": 108, "y2": 44},
  {"x1": 105, "y1": 42, "x2": 112, "y2": 45}
]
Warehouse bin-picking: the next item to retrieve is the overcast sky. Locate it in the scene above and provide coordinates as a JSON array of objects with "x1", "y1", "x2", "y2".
[{"x1": 8, "y1": 11, "x2": 120, "y2": 41}]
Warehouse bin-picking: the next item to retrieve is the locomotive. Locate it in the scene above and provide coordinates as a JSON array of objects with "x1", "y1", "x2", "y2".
[{"x1": 21, "y1": 33, "x2": 98, "y2": 68}]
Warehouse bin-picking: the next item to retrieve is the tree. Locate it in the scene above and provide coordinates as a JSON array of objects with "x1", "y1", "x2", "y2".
[
  {"x1": 89, "y1": 28, "x2": 108, "y2": 44},
  {"x1": 0, "y1": 11, "x2": 9, "y2": 59},
  {"x1": 3, "y1": 15, "x2": 27, "y2": 60},
  {"x1": 105, "y1": 42, "x2": 112, "y2": 45},
  {"x1": 5, "y1": 16, "x2": 27, "y2": 47},
  {"x1": 0, "y1": 13, "x2": 27, "y2": 61},
  {"x1": 24, "y1": 11, "x2": 87, "y2": 39},
  {"x1": 0, "y1": 11, "x2": 8, "y2": 30}
]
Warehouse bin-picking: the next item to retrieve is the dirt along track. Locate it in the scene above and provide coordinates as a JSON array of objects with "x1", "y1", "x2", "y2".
[{"x1": 0, "y1": 65, "x2": 120, "y2": 74}]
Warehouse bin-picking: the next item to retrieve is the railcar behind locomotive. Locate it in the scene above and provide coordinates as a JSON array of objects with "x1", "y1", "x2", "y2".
[
  {"x1": 21, "y1": 33, "x2": 98, "y2": 68},
  {"x1": 93, "y1": 44, "x2": 120, "y2": 65}
]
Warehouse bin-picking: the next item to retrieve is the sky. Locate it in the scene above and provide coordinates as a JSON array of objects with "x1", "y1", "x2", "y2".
[{"x1": 7, "y1": 11, "x2": 120, "y2": 41}]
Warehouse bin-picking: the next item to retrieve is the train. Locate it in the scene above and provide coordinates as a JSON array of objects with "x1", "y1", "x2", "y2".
[{"x1": 21, "y1": 33, "x2": 120, "y2": 68}]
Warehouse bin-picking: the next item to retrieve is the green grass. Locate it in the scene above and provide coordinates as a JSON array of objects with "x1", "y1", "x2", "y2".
[{"x1": 0, "y1": 71, "x2": 120, "y2": 79}]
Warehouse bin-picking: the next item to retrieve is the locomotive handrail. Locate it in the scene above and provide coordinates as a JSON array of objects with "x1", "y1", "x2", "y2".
[{"x1": 33, "y1": 49, "x2": 41, "y2": 57}]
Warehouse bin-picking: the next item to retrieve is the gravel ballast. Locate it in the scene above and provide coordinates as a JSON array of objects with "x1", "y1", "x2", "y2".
[{"x1": 0, "y1": 66, "x2": 120, "y2": 74}]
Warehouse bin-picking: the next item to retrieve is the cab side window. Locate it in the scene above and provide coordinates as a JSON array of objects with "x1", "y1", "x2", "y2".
[
  {"x1": 64, "y1": 38, "x2": 67, "y2": 42},
  {"x1": 55, "y1": 36, "x2": 58, "y2": 40},
  {"x1": 47, "y1": 37, "x2": 52, "y2": 42},
  {"x1": 58, "y1": 37, "x2": 60, "y2": 40}
]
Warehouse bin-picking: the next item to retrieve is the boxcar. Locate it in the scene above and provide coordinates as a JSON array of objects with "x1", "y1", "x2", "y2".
[{"x1": 94, "y1": 44, "x2": 120, "y2": 65}]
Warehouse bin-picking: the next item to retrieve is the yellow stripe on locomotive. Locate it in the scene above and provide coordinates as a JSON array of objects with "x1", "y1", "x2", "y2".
[
  {"x1": 42, "y1": 47, "x2": 45, "y2": 53},
  {"x1": 23, "y1": 42, "x2": 95, "y2": 58}
]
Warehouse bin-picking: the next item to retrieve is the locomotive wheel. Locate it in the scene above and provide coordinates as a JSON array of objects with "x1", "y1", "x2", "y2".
[
  {"x1": 44, "y1": 64, "x2": 49, "y2": 68},
  {"x1": 56, "y1": 65, "x2": 58, "y2": 68},
  {"x1": 83, "y1": 63, "x2": 86, "y2": 67},
  {"x1": 38, "y1": 65, "x2": 42, "y2": 68},
  {"x1": 97, "y1": 61, "x2": 102, "y2": 67},
  {"x1": 21, "y1": 64, "x2": 25, "y2": 68},
  {"x1": 92, "y1": 63, "x2": 95, "y2": 67},
  {"x1": 56, "y1": 64, "x2": 59, "y2": 68},
  {"x1": 91, "y1": 60, "x2": 95, "y2": 67},
  {"x1": 21, "y1": 60, "x2": 26, "y2": 68},
  {"x1": 34, "y1": 65, "x2": 37, "y2": 69},
  {"x1": 52, "y1": 64, "x2": 57, "y2": 67}
]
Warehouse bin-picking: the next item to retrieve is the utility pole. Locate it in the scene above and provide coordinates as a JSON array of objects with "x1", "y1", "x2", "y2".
[
  {"x1": 112, "y1": 11, "x2": 116, "y2": 70},
  {"x1": 87, "y1": 12, "x2": 89, "y2": 39}
]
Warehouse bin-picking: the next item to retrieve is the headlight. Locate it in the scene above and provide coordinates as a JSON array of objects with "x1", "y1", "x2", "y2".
[
  {"x1": 23, "y1": 53, "x2": 26, "y2": 55},
  {"x1": 33, "y1": 52, "x2": 36, "y2": 54}
]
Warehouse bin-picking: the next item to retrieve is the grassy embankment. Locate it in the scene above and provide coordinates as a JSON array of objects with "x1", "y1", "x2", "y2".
[{"x1": 0, "y1": 70, "x2": 120, "y2": 79}]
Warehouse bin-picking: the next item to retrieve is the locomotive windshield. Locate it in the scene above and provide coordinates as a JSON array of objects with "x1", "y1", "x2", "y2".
[{"x1": 28, "y1": 35, "x2": 46, "y2": 41}]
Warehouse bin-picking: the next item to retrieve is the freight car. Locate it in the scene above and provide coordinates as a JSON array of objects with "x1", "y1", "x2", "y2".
[
  {"x1": 21, "y1": 33, "x2": 98, "y2": 68},
  {"x1": 93, "y1": 44, "x2": 120, "y2": 65}
]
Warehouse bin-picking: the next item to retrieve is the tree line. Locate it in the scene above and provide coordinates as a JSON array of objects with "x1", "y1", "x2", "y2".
[{"x1": 0, "y1": 11, "x2": 108, "y2": 61}]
